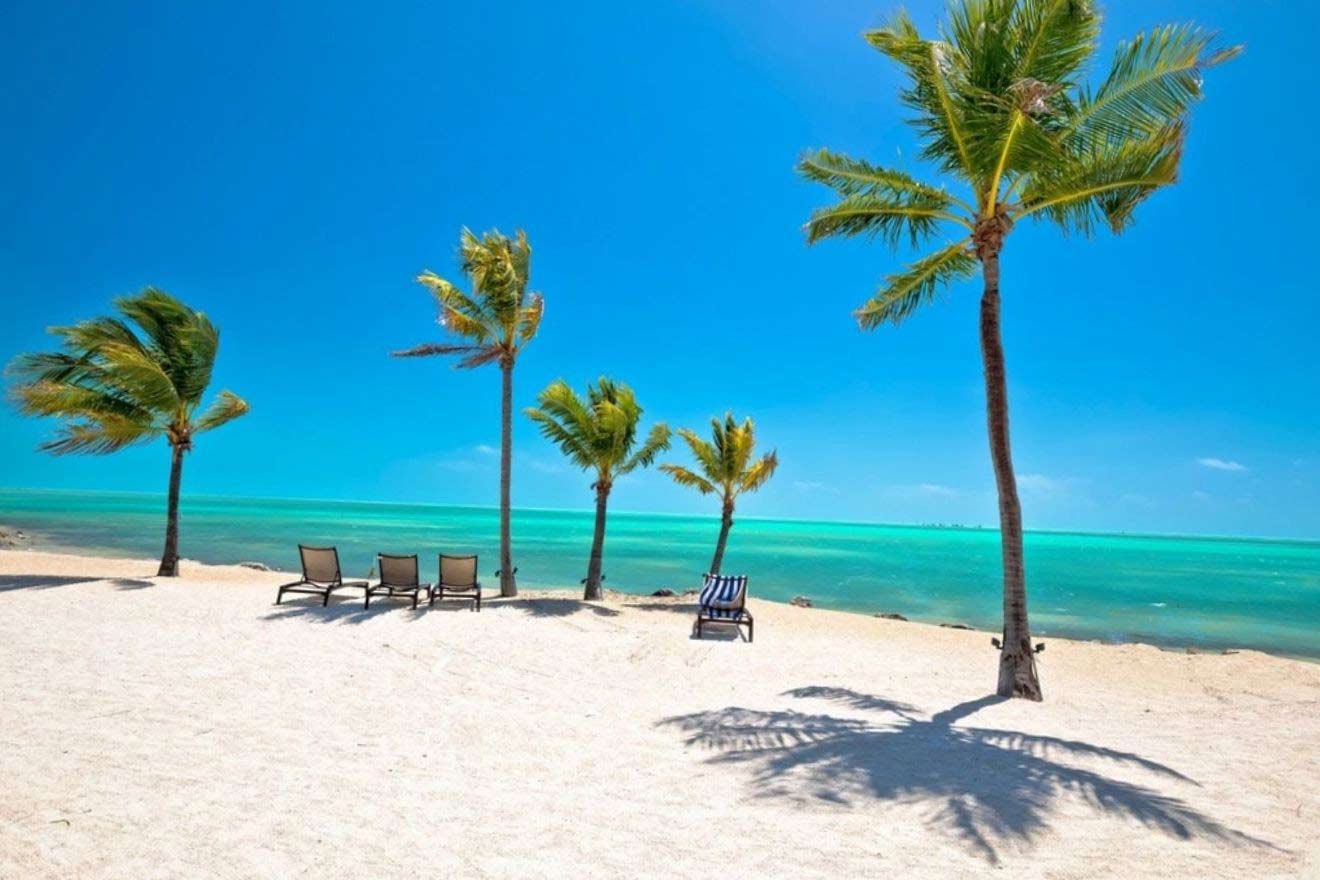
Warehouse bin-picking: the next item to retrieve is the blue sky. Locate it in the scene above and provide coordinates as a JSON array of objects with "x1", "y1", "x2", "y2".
[{"x1": 2, "y1": 0, "x2": 1316, "y2": 539}]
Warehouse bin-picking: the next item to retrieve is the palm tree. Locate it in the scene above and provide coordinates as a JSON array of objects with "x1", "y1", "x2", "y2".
[
  {"x1": 660, "y1": 414, "x2": 778, "y2": 576},
  {"x1": 798, "y1": 2, "x2": 1237, "y2": 699},
  {"x1": 8, "y1": 288, "x2": 250, "y2": 576},
  {"x1": 394, "y1": 228, "x2": 544, "y2": 597},
  {"x1": 526, "y1": 377, "x2": 670, "y2": 600}
]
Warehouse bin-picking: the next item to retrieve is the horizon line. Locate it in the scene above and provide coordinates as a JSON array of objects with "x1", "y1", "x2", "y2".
[{"x1": 2, "y1": 484, "x2": 1317, "y2": 547}]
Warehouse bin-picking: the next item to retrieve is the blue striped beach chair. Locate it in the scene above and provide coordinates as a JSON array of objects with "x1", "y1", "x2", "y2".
[{"x1": 694, "y1": 573, "x2": 753, "y2": 642}]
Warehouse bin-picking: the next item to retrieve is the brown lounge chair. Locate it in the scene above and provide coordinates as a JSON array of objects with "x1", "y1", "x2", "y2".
[
  {"x1": 430, "y1": 554, "x2": 481, "y2": 611},
  {"x1": 275, "y1": 545, "x2": 369, "y2": 606},
  {"x1": 365, "y1": 553, "x2": 429, "y2": 610},
  {"x1": 694, "y1": 573, "x2": 753, "y2": 642}
]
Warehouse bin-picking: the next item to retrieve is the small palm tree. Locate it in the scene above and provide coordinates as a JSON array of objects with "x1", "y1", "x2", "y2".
[
  {"x1": 660, "y1": 414, "x2": 777, "y2": 576},
  {"x1": 526, "y1": 377, "x2": 670, "y2": 600},
  {"x1": 394, "y1": 228, "x2": 544, "y2": 597},
  {"x1": 799, "y1": 2, "x2": 1236, "y2": 700},
  {"x1": 8, "y1": 288, "x2": 249, "y2": 576}
]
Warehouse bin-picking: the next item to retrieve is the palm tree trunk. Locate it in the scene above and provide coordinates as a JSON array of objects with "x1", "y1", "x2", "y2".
[
  {"x1": 583, "y1": 482, "x2": 609, "y2": 601},
  {"x1": 977, "y1": 235, "x2": 1042, "y2": 701},
  {"x1": 708, "y1": 498, "x2": 734, "y2": 575},
  {"x1": 157, "y1": 443, "x2": 184, "y2": 577},
  {"x1": 499, "y1": 359, "x2": 517, "y2": 597}
]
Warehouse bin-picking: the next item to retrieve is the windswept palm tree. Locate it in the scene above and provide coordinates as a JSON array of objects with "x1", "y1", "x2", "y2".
[
  {"x1": 660, "y1": 414, "x2": 777, "y2": 576},
  {"x1": 526, "y1": 377, "x2": 670, "y2": 600},
  {"x1": 8, "y1": 288, "x2": 249, "y2": 576},
  {"x1": 394, "y1": 228, "x2": 544, "y2": 597},
  {"x1": 798, "y1": 1, "x2": 1237, "y2": 700}
]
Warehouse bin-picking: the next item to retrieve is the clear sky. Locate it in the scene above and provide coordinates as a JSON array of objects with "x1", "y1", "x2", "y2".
[{"x1": 1, "y1": 1, "x2": 1316, "y2": 539}]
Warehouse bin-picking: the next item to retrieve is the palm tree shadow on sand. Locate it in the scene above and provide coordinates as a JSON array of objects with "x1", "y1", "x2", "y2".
[{"x1": 659, "y1": 687, "x2": 1277, "y2": 863}]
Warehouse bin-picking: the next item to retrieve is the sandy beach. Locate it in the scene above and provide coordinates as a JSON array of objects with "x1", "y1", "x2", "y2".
[{"x1": 1, "y1": 549, "x2": 1317, "y2": 879}]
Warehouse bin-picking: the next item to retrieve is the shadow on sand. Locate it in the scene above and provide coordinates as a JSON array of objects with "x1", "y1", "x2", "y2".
[
  {"x1": 262, "y1": 594, "x2": 426, "y2": 625},
  {"x1": 491, "y1": 597, "x2": 621, "y2": 619},
  {"x1": 659, "y1": 686, "x2": 1276, "y2": 863},
  {"x1": 261, "y1": 593, "x2": 625, "y2": 623},
  {"x1": 0, "y1": 574, "x2": 154, "y2": 592}
]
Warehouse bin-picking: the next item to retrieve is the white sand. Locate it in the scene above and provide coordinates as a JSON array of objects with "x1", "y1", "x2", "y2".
[{"x1": 1, "y1": 550, "x2": 1317, "y2": 879}]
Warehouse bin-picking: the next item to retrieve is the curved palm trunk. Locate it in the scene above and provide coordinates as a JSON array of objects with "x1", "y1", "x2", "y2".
[
  {"x1": 499, "y1": 360, "x2": 517, "y2": 597},
  {"x1": 157, "y1": 444, "x2": 184, "y2": 577},
  {"x1": 977, "y1": 232, "x2": 1042, "y2": 701},
  {"x1": 708, "y1": 498, "x2": 734, "y2": 575},
  {"x1": 583, "y1": 482, "x2": 610, "y2": 601}
]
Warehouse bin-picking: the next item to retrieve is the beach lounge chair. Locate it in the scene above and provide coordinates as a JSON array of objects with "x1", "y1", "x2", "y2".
[
  {"x1": 365, "y1": 553, "x2": 429, "y2": 610},
  {"x1": 429, "y1": 554, "x2": 481, "y2": 611},
  {"x1": 275, "y1": 545, "x2": 369, "y2": 607},
  {"x1": 694, "y1": 573, "x2": 753, "y2": 642}
]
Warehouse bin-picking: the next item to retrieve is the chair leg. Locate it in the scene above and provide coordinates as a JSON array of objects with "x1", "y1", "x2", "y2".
[
  {"x1": 748, "y1": 619, "x2": 754, "y2": 643},
  {"x1": 276, "y1": 588, "x2": 283, "y2": 605},
  {"x1": 322, "y1": 589, "x2": 330, "y2": 607},
  {"x1": 412, "y1": 591, "x2": 419, "y2": 610}
]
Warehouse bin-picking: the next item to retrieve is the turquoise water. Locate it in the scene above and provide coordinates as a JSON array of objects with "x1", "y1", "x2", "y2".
[{"x1": 1, "y1": 487, "x2": 1316, "y2": 658}]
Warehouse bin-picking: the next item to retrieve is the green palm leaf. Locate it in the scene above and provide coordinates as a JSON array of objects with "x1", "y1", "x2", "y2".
[
  {"x1": 855, "y1": 239, "x2": 978, "y2": 329},
  {"x1": 8, "y1": 288, "x2": 246, "y2": 455},
  {"x1": 527, "y1": 377, "x2": 668, "y2": 482},
  {"x1": 1066, "y1": 24, "x2": 1241, "y2": 145}
]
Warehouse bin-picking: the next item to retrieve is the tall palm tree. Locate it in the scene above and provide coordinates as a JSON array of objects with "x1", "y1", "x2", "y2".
[
  {"x1": 798, "y1": 2, "x2": 1237, "y2": 699},
  {"x1": 8, "y1": 288, "x2": 249, "y2": 576},
  {"x1": 526, "y1": 377, "x2": 670, "y2": 600},
  {"x1": 660, "y1": 414, "x2": 778, "y2": 576},
  {"x1": 394, "y1": 228, "x2": 544, "y2": 597}
]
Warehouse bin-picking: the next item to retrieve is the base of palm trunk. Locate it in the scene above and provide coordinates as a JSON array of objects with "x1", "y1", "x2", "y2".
[
  {"x1": 499, "y1": 577, "x2": 517, "y2": 598},
  {"x1": 583, "y1": 584, "x2": 602, "y2": 601},
  {"x1": 996, "y1": 642, "x2": 1043, "y2": 701},
  {"x1": 157, "y1": 559, "x2": 178, "y2": 577}
]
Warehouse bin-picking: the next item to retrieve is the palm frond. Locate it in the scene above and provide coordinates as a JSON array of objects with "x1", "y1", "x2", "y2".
[
  {"x1": 518, "y1": 292, "x2": 544, "y2": 345},
  {"x1": 407, "y1": 229, "x2": 541, "y2": 369},
  {"x1": 658, "y1": 464, "x2": 717, "y2": 496},
  {"x1": 620, "y1": 423, "x2": 671, "y2": 475},
  {"x1": 739, "y1": 451, "x2": 779, "y2": 494},
  {"x1": 40, "y1": 415, "x2": 160, "y2": 455},
  {"x1": 528, "y1": 377, "x2": 662, "y2": 480},
  {"x1": 12, "y1": 379, "x2": 154, "y2": 423},
  {"x1": 797, "y1": 149, "x2": 971, "y2": 212},
  {"x1": 93, "y1": 341, "x2": 181, "y2": 412},
  {"x1": 390, "y1": 343, "x2": 484, "y2": 358},
  {"x1": 1008, "y1": 0, "x2": 1099, "y2": 85},
  {"x1": 666, "y1": 414, "x2": 775, "y2": 501},
  {"x1": 525, "y1": 402, "x2": 596, "y2": 472},
  {"x1": 1065, "y1": 24, "x2": 1241, "y2": 145},
  {"x1": 1020, "y1": 123, "x2": 1183, "y2": 234},
  {"x1": 805, "y1": 194, "x2": 966, "y2": 248},
  {"x1": 866, "y1": 12, "x2": 978, "y2": 184},
  {"x1": 676, "y1": 427, "x2": 723, "y2": 483},
  {"x1": 116, "y1": 288, "x2": 218, "y2": 406},
  {"x1": 457, "y1": 347, "x2": 505, "y2": 369},
  {"x1": 855, "y1": 239, "x2": 978, "y2": 329},
  {"x1": 194, "y1": 390, "x2": 250, "y2": 434},
  {"x1": 9, "y1": 289, "x2": 241, "y2": 456}
]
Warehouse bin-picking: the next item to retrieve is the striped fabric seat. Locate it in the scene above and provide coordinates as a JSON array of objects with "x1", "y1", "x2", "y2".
[
  {"x1": 694, "y1": 573, "x2": 753, "y2": 641},
  {"x1": 699, "y1": 573, "x2": 747, "y2": 610}
]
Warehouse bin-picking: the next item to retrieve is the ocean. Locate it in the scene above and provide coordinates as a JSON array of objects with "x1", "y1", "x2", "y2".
[{"x1": 1, "y1": 487, "x2": 1316, "y2": 658}]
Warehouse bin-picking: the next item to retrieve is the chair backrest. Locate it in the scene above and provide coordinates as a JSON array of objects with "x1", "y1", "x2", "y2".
[
  {"x1": 378, "y1": 553, "x2": 419, "y2": 587},
  {"x1": 439, "y1": 554, "x2": 478, "y2": 588},
  {"x1": 699, "y1": 573, "x2": 748, "y2": 610},
  {"x1": 300, "y1": 545, "x2": 342, "y2": 584}
]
